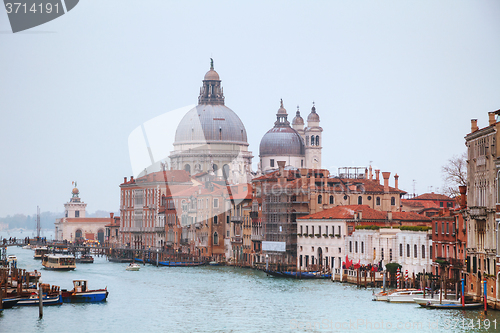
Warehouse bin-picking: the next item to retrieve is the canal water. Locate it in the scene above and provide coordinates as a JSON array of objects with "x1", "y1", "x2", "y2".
[{"x1": 1, "y1": 245, "x2": 500, "y2": 333}]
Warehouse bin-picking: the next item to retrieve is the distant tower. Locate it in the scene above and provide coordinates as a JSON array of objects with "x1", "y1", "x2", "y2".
[
  {"x1": 64, "y1": 184, "x2": 87, "y2": 218},
  {"x1": 304, "y1": 103, "x2": 322, "y2": 169},
  {"x1": 292, "y1": 106, "x2": 305, "y2": 138}
]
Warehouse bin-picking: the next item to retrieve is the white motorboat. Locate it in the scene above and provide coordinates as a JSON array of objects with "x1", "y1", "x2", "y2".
[
  {"x1": 414, "y1": 295, "x2": 460, "y2": 307},
  {"x1": 372, "y1": 288, "x2": 418, "y2": 301},
  {"x1": 126, "y1": 263, "x2": 140, "y2": 271},
  {"x1": 387, "y1": 290, "x2": 424, "y2": 303}
]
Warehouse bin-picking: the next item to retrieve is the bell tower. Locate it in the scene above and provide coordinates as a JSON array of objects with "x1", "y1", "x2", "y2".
[{"x1": 304, "y1": 103, "x2": 322, "y2": 169}]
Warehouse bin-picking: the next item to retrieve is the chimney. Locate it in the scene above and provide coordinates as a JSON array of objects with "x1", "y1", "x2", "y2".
[
  {"x1": 382, "y1": 172, "x2": 391, "y2": 193},
  {"x1": 489, "y1": 112, "x2": 496, "y2": 126},
  {"x1": 394, "y1": 174, "x2": 399, "y2": 190},
  {"x1": 130, "y1": 176, "x2": 134, "y2": 181},
  {"x1": 369, "y1": 166, "x2": 373, "y2": 180},
  {"x1": 110, "y1": 212, "x2": 114, "y2": 219},
  {"x1": 375, "y1": 170, "x2": 380, "y2": 184},
  {"x1": 387, "y1": 211, "x2": 392, "y2": 221},
  {"x1": 124, "y1": 177, "x2": 127, "y2": 183},
  {"x1": 364, "y1": 168, "x2": 368, "y2": 179},
  {"x1": 471, "y1": 119, "x2": 478, "y2": 132},
  {"x1": 459, "y1": 185, "x2": 467, "y2": 209}
]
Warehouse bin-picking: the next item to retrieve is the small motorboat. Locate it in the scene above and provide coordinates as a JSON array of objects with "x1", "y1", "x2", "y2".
[
  {"x1": 16, "y1": 293, "x2": 62, "y2": 306},
  {"x1": 126, "y1": 263, "x2": 140, "y2": 271},
  {"x1": 427, "y1": 302, "x2": 483, "y2": 309},
  {"x1": 76, "y1": 254, "x2": 94, "y2": 263},
  {"x1": 372, "y1": 288, "x2": 418, "y2": 301},
  {"x1": 387, "y1": 290, "x2": 424, "y2": 303}
]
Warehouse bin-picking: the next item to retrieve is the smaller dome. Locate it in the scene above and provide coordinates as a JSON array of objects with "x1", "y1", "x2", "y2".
[
  {"x1": 204, "y1": 69, "x2": 220, "y2": 81},
  {"x1": 292, "y1": 108, "x2": 304, "y2": 126},
  {"x1": 307, "y1": 104, "x2": 320, "y2": 122}
]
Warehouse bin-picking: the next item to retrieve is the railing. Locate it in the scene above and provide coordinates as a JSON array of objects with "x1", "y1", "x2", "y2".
[
  {"x1": 231, "y1": 236, "x2": 243, "y2": 243},
  {"x1": 251, "y1": 234, "x2": 263, "y2": 241},
  {"x1": 154, "y1": 227, "x2": 165, "y2": 232},
  {"x1": 469, "y1": 207, "x2": 486, "y2": 218},
  {"x1": 231, "y1": 216, "x2": 243, "y2": 223}
]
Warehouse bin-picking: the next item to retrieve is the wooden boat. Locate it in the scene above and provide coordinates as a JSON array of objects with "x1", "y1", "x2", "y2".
[
  {"x1": 158, "y1": 261, "x2": 204, "y2": 267},
  {"x1": 427, "y1": 302, "x2": 483, "y2": 309},
  {"x1": 108, "y1": 257, "x2": 133, "y2": 263},
  {"x1": 15, "y1": 293, "x2": 62, "y2": 306},
  {"x1": 264, "y1": 270, "x2": 331, "y2": 279},
  {"x1": 76, "y1": 254, "x2": 94, "y2": 263},
  {"x1": 33, "y1": 247, "x2": 49, "y2": 259},
  {"x1": 372, "y1": 288, "x2": 418, "y2": 301},
  {"x1": 42, "y1": 254, "x2": 76, "y2": 270},
  {"x1": 61, "y1": 280, "x2": 108, "y2": 303},
  {"x1": 387, "y1": 290, "x2": 424, "y2": 303},
  {"x1": 126, "y1": 263, "x2": 140, "y2": 271}
]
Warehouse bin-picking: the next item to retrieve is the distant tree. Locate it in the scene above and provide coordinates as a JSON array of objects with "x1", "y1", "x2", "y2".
[{"x1": 441, "y1": 152, "x2": 467, "y2": 197}]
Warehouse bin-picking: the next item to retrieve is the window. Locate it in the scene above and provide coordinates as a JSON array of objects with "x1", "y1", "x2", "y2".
[
  {"x1": 446, "y1": 222, "x2": 449, "y2": 234},
  {"x1": 447, "y1": 202, "x2": 453, "y2": 208},
  {"x1": 452, "y1": 222, "x2": 456, "y2": 235},
  {"x1": 399, "y1": 243, "x2": 403, "y2": 256},
  {"x1": 349, "y1": 241, "x2": 352, "y2": 253},
  {"x1": 361, "y1": 242, "x2": 364, "y2": 254},
  {"x1": 338, "y1": 226, "x2": 341, "y2": 235},
  {"x1": 330, "y1": 196, "x2": 334, "y2": 204},
  {"x1": 318, "y1": 226, "x2": 321, "y2": 235},
  {"x1": 430, "y1": 246, "x2": 432, "y2": 259},
  {"x1": 355, "y1": 241, "x2": 358, "y2": 253},
  {"x1": 376, "y1": 197, "x2": 381, "y2": 206},
  {"x1": 226, "y1": 216, "x2": 229, "y2": 224},
  {"x1": 318, "y1": 195, "x2": 322, "y2": 204},
  {"x1": 325, "y1": 226, "x2": 328, "y2": 235},
  {"x1": 316, "y1": 136, "x2": 320, "y2": 146},
  {"x1": 414, "y1": 244, "x2": 417, "y2": 258},
  {"x1": 213, "y1": 199, "x2": 219, "y2": 208},
  {"x1": 389, "y1": 248, "x2": 392, "y2": 262},
  {"x1": 391, "y1": 197, "x2": 395, "y2": 206},
  {"x1": 213, "y1": 216, "x2": 218, "y2": 224},
  {"x1": 435, "y1": 222, "x2": 438, "y2": 234},
  {"x1": 300, "y1": 226, "x2": 303, "y2": 234},
  {"x1": 75, "y1": 211, "x2": 80, "y2": 218},
  {"x1": 422, "y1": 245, "x2": 425, "y2": 259},
  {"x1": 213, "y1": 232, "x2": 219, "y2": 245},
  {"x1": 440, "y1": 202, "x2": 443, "y2": 208},
  {"x1": 381, "y1": 247, "x2": 384, "y2": 260},
  {"x1": 407, "y1": 244, "x2": 410, "y2": 257},
  {"x1": 441, "y1": 222, "x2": 444, "y2": 234},
  {"x1": 270, "y1": 159, "x2": 275, "y2": 167},
  {"x1": 312, "y1": 226, "x2": 314, "y2": 234},
  {"x1": 358, "y1": 196, "x2": 362, "y2": 205}
]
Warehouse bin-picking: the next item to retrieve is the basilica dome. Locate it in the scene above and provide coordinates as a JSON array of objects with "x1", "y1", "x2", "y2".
[{"x1": 174, "y1": 104, "x2": 248, "y2": 145}]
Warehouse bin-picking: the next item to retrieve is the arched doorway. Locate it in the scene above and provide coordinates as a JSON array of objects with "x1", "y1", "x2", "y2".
[
  {"x1": 97, "y1": 229, "x2": 104, "y2": 245},
  {"x1": 75, "y1": 229, "x2": 82, "y2": 240},
  {"x1": 318, "y1": 247, "x2": 323, "y2": 269}
]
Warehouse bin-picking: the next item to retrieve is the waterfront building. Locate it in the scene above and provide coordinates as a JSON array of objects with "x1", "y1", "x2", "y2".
[
  {"x1": 464, "y1": 112, "x2": 500, "y2": 309},
  {"x1": 168, "y1": 60, "x2": 253, "y2": 184},
  {"x1": 430, "y1": 192, "x2": 467, "y2": 287},
  {"x1": 402, "y1": 192, "x2": 457, "y2": 217},
  {"x1": 54, "y1": 186, "x2": 113, "y2": 244},
  {"x1": 104, "y1": 214, "x2": 121, "y2": 247},
  {"x1": 119, "y1": 170, "x2": 192, "y2": 249},
  {"x1": 297, "y1": 204, "x2": 431, "y2": 271},
  {"x1": 345, "y1": 228, "x2": 433, "y2": 277}
]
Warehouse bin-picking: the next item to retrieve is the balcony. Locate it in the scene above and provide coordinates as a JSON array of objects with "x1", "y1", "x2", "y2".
[
  {"x1": 251, "y1": 234, "x2": 263, "y2": 241},
  {"x1": 231, "y1": 236, "x2": 243, "y2": 244},
  {"x1": 165, "y1": 241, "x2": 173, "y2": 247},
  {"x1": 154, "y1": 227, "x2": 165, "y2": 233},
  {"x1": 180, "y1": 238, "x2": 189, "y2": 245},
  {"x1": 249, "y1": 211, "x2": 259, "y2": 219},
  {"x1": 231, "y1": 216, "x2": 243, "y2": 223},
  {"x1": 469, "y1": 207, "x2": 486, "y2": 219}
]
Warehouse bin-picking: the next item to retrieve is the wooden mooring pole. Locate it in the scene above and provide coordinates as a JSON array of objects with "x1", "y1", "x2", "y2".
[{"x1": 38, "y1": 280, "x2": 43, "y2": 318}]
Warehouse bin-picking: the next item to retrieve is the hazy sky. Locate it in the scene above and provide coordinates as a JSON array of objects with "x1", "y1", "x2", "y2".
[{"x1": 1, "y1": 0, "x2": 499, "y2": 217}]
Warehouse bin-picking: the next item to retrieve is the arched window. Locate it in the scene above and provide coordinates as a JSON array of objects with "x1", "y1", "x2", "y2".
[
  {"x1": 223, "y1": 164, "x2": 230, "y2": 180},
  {"x1": 316, "y1": 136, "x2": 320, "y2": 146},
  {"x1": 361, "y1": 242, "x2": 364, "y2": 253},
  {"x1": 355, "y1": 241, "x2": 358, "y2": 253},
  {"x1": 329, "y1": 195, "x2": 334, "y2": 204},
  {"x1": 349, "y1": 241, "x2": 352, "y2": 253},
  {"x1": 422, "y1": 245, "x2": 426, "y2": 259},
  {"x1": 358, "y1": 196, "x2": 362, "y2": 205},
  {"x1": 318, "y1": 195, "x2": 322, "y2": 204},
  {"x1": 391, "y1": 197, "x2": 396, "y2": 206},
  {"x1": 407, "y1": 244, "x2": 410, "y2": 257},
  {"x1": 399, "y1": 243, "x2": 403, "y2": 256},
  {"x1": 213, "y1": 216, "x2": 218, "y2": 224},
  {"x1": 184, "y1": 164, "x2": 191, "y2": 174},
  {"x1": 213, "y1": 232, "x2": 219, "y2": 245},
  {"x1": 414, "y1": 244, "x2": 417, "y2": 258},
  {"x1": 376, "y1": 197, "x2": 381, "y2": 206}
]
